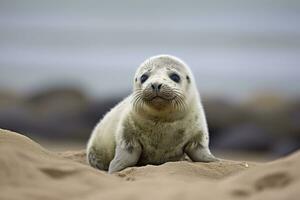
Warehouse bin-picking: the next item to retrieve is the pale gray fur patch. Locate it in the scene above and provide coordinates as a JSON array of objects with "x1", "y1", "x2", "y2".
[
  {"x1": 122, "y1": 118, "x2": 141, "y2": 153},
  {"x1": 88, "y1": 147, "x2": 110, "y2": 170}
]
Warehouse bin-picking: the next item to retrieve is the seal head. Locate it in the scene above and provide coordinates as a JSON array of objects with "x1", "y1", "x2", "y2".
[{"x1": 132, "y1": 55, "x2": 195, "y2": 120}]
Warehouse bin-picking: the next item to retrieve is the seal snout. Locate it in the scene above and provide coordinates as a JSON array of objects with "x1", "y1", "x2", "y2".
[
  {"x1": 143, "y1": 81, "x2": 174, "y2": 102},
  {"x1": 151, "y1": 82, "x2": 163, "y2": 92}
]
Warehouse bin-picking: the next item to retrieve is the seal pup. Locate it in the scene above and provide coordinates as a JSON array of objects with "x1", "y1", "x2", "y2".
[{"x1": 87, "y1": 55, "x2": 218, "y2": 173}]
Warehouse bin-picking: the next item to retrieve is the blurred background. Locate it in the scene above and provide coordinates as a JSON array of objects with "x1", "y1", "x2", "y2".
[{"x1": 0, "y1": 0, "x2": 299, "y2": 161}]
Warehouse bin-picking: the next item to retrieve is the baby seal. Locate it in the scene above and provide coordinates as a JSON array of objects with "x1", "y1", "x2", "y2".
[{"x1": 87, "y1": 55, "x2": 218, "y2": 173}]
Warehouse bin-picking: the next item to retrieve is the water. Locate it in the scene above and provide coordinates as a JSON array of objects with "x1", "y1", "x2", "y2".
[{"x1": 0, "y1": 0, "x2": 299, "y2": 100}]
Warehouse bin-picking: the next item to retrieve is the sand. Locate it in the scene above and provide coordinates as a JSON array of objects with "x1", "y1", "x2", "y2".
[{"x1": 0, "y1": 128, "x2": 299, "y2": 200}]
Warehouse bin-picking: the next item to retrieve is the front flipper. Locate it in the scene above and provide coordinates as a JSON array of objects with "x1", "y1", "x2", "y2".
[
  {"x1": 184, "y1": 137, "x2": 219, "y2": 162},
  {"x1": 108, "y1": 141, "x2": 142, "y2": 173}
]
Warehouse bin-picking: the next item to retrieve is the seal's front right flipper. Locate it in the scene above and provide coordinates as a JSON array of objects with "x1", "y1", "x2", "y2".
[{"x1": 108, "y1": 143, "x2": 142, "y2": 173}]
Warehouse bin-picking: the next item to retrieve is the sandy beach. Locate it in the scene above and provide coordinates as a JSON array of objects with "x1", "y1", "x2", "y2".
[{"x1": 0, "y1": 128, "x2": 299, "y2": 200}]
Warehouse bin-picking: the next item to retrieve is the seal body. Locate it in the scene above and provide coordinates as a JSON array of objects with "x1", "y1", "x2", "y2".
[{"x1": 87, "y1": 55, "x2": 218, "y2": 173}]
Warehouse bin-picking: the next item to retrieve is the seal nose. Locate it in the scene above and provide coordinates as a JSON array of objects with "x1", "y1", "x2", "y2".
[{"x1": 151, "y1": 83, "x2": 163, "y2": 92}]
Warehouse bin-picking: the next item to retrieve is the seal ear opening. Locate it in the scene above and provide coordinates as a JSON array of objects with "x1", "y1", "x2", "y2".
[{"x1": 186, "y1": 75, "x2": 191, "y2": 83}]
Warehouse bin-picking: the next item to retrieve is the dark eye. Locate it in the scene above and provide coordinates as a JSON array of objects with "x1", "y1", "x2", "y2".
[
  {"x1": 169, "y1": 73, "x2": 181, "y2": 83},
  {"x1": 140, "y1": 74, "x2": 149, "y2": 84}
]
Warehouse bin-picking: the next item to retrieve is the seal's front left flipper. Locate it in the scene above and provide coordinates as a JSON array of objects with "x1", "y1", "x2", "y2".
[{"x1": 184, "y1": 140, "x2": 219, "y2": 162}]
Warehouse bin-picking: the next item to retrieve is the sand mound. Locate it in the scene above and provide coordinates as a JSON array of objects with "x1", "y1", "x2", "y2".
[{"x1": 0, "y1": 128, "x2": 299, "y2": 200}]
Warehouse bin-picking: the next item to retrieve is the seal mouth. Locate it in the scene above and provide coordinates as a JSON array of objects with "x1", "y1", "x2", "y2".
[
  {"x1": 149, "y1": 95, "x2": 174, "y2": 102},
  {"x1": 143, "y1": 94, "x2": 177, "y2": 110},
  {"x1": 132, "y1": 88, "x2": 187, "y2": 112}
]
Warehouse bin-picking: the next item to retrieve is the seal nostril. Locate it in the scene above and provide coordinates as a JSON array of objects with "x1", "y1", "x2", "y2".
[
  {"x1": 151, "y1": 84, "x2": 156, "y2": 90},
  {"x1": 158, "y1": 84, "x2": 162, "y2": 90},
  {"x1": 151, "y1": 83, "x2": 163, "y2": 91}
]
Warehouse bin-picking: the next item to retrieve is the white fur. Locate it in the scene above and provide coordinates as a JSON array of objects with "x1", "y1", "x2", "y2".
[{"x1": 87, "y1": 55, "x2": 217, "y2": 173}]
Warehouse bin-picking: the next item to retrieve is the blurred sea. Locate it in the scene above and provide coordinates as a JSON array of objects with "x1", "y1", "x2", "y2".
[{"x1": 0, "y1": 0, "x2": 299, "y2": 100}]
